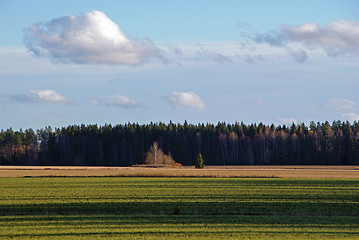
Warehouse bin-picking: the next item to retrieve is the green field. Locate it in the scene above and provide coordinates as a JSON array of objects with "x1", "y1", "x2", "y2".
[{"x1": 0, "y1": 177, "x2": 358, "y2": 239}]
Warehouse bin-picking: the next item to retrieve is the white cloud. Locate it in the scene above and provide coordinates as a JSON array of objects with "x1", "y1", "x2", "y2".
[
  {"x1": 107, "y1": 95, "x2": 138, "y2": 108},
  {"x1": 9, "y1": 90, "x2": 68, "y2": 103},
  {"x1": 32, "y1": 90, "x2": 68, "y2": 103},
  {"x1": 167, "y1": 91, "x2": 205, "y2": 110},
  {"x1": 24, "y1": 10, "x2": 165, "y2": 65},
  {"x1": 342, "y1": 113, "x2": 359, "y2": 122},
  {"x1": 328, "y1": 98, "x2": 356, "y2": 111},
  {"x1": 278, "y1": 117, "x2": 299, "y2": 126}
]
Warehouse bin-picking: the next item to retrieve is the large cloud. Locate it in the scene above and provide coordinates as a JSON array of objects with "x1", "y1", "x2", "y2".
[
  {"x1": 253, "y1": 20, "x2": 359, "y2": 59},
  {"x1": 24, "y1": 10, "x2": 165, "y2": 65},
  {"x1": 167, "y1": 91, "x2": 205, "y2": 110},
  {"x1": 9, "y1": 90, "x2": 68, "y2": 103}
]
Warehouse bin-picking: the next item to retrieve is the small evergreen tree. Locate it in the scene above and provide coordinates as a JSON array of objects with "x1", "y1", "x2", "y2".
[{"x1": 195, "y1": 153, "x2": 205, "y2": 169}]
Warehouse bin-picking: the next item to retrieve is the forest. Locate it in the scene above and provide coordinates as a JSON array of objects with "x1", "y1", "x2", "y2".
[{"x1": 0, "y1": 120, "x2": 358, "y2": 166}]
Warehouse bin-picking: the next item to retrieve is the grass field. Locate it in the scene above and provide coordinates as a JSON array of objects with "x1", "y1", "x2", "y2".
[{"x1": 0, "y1": 177, "x2": 358, "y2": 239}]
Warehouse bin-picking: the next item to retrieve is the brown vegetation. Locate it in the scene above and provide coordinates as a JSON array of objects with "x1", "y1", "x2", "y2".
[
  {"x1": 0, "y1": 165, "x2": 358, "y2": 178},
  {"x1": 144, "y1": 142, "x2": 176, "y2": 167}
]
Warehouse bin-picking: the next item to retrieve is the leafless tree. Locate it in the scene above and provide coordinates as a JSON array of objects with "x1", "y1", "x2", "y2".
[
  {"x1": 145, "y1": 142, "x2": 175, "y2": 166},
  {"x1": 163, "y1": 152, "x2": 175, "y2": 166}
]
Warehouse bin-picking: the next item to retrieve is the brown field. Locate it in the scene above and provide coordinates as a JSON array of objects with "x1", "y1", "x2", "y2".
[{"x1": 0, "y1": 165, "x2": 358, "y2": 178}]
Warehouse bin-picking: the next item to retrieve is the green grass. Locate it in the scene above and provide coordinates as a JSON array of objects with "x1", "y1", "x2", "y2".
[
  {"x1": 0, "y1": 177, "x2": 358, "y2": 239},
  {"x1": 0, "y1": 215, "x2": 358, "y2": 239}
]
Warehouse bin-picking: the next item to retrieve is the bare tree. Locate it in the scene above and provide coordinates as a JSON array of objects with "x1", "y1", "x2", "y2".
[
  {"x1": 163, "y1": 152, "x2": 175, "y2": 166},
  {"x1": 145, "y1": 142, "x2": 164, "y2": 165},
  {"x1": 145, "y1": 142, "x2": 176, "y2": 166}
]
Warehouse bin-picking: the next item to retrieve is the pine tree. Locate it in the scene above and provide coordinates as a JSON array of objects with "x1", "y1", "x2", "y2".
[{"x1": 195, "y1": 153, "x2": 205, "y2": 169}]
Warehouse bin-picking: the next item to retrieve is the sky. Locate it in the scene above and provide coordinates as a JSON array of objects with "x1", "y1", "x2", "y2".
[{"x1": 1, "y1": 0, "x2": 359, "y2": 130}]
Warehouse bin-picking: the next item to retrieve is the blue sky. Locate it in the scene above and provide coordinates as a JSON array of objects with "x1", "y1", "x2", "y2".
[{"x1": 1, "y1": 0, "x2": 359, "y2": 130}]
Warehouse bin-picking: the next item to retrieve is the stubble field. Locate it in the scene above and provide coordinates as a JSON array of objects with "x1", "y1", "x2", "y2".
[
  {"x1": 1, "y1": 165, "x2": 359, "y2": 178},
  {"x1": 0, "y1": 166, "x2": 358, "y2": 239}
]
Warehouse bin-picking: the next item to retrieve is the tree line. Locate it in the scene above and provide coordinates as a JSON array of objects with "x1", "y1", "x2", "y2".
[{"x1": 0, "y1": 120, "x2": 358, "y2": 166}]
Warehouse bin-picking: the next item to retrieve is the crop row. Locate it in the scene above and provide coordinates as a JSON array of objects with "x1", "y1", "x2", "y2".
[
  {"x1": 0, "y1": 178, "x2": 358, "y2": 216},
  {"x1": 1, "y1": 215, "x2": 359, "y2": 239}
]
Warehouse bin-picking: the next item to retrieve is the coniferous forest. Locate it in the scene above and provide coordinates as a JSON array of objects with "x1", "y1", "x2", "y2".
[{"x1": 0, "y1": 121, "x2": 359, "y2": 166}]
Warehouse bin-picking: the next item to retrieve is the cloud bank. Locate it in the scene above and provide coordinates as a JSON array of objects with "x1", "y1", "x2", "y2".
[
  {"x1": 253, "y1": 20, "x2": 359, "y2": 61},
  {"x1": 24, "y1": 10, "x2": 165, "y2": 65},
  {"x1": 9, "y1": 90, "x2": 68, "y2": 103},
  {"x1": 167, "y1": 91, "x2": 205, "y2": 110},
  {"x1": 282, "y1": 21, "x2": 359, "y2": 57}
]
